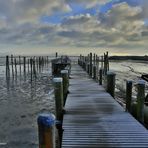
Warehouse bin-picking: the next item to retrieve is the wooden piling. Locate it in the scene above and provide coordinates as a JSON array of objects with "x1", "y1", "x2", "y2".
[
  {"x1": 99, "y1": 69, "x2": 103, "y2": 85},
  {"x1": 19, "y1": 56, "x2": 21, "y2": 75},
  {"x1": 96, "y1": 56, "x2": 99, "y2": 80},
  {"x1": 39, "y1": 57, "x2": 41, "y2": 72},
  {"x1": 87, "y1": 64, "x2": 90, "y2": 74},
  {"x1": 137, "y1": 80, "x2": 145, "y2": 123},
  {"x1": 23, "y1": 57, "x2": 26, "y2": 74},
  {"x1": 106, "y1": 51, "x2": 109, "y2": 71},
  {"x1": 30, "y1": 58, "x2": 33, "y2": 81},
  {"x1": 84, "y1": 57, "x2": 87, "y2": 71},
  {"x1": 93, "y1": 53, "x2": 96, "y2": 65},
  {"x1": 37, "y1": 113, "x2": 55, "y2": 148},
  {"x1": 28, "y1": 58, "x2": 30, "y2": 73},
  {"x1": 106, "y1": 71, "x2": 116, "y2": 97},
  {"x1": 104, "y1": 52, "x2": 108, "y2": 75},
  {"x1": 56, "y1": 52, "x2": 58, "y2": 58},
  {"x1": 42, "y1": 57, "x2": 44, "y2": 71},
  {"x1": 93, "y1": 65, "x2": 97, "y2": 80},
  {"x1": 89, "y1": 53, "x2": 92, "y2": 77},
  {"x1": 6, "y1": 55, "x2": 10, "y2": 77},
  {"x1": 37, "y1": 57, "x2": 39, "y2": 72},
  {"x1": 126, "y1": 80, "x2": 133, "y2": 112},
  {"x1": 53, "y1": 78, "x2": 63, "y2": 120},
  {"x1": 47, "y1": 56, "x2": 49, "y2": 67},
  {"x1": 14, "y1": 58, "x2": 17, "y2": 77},
  {"x1": 33, "y1": 58, "x2": 36, "y2": 78},
  {"x1": 61, "y1": 70, "x2": 69, "y2": 105},
  {"x1": 11, "y1": 55, "x2": 14, "y2": 77},
  {"x1": 101, "y1": 56, "x2": 103, "y2": 69}
]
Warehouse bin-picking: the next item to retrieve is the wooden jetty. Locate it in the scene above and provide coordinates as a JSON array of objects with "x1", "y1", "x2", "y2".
[{"x1": 62, "y1": 64, "x2": 148, "y2": 148}]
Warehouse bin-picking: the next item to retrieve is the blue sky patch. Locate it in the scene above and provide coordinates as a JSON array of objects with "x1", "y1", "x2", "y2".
[{"x1": 40, "y1": 0, "x2": 142, "y2": 24}]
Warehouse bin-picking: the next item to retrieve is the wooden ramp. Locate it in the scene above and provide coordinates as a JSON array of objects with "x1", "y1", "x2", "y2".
[{"x1": 62, "y1": 64, "x2": 148, "y2": 148}]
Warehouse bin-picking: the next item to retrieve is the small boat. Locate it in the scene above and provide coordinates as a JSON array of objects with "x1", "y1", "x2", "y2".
[{"x1": 51, "y1": 56, "x2": 71, "y2": 77}]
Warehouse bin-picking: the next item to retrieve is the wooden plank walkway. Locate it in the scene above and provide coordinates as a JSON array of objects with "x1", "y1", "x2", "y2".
[{"x1": 62, "y1": 64, "x2": 148, "y2": 148}]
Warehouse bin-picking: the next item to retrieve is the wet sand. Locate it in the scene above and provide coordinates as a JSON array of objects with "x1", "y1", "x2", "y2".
[
  {"x1": 0, "y1": 66, "x2": 55, "y2": 148},
  {"x1": 110, "y1": 60, "x2": 148, "y2": 104}
]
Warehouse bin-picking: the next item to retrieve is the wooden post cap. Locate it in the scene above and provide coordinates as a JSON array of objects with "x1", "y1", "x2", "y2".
[
  {"x1": 137, "y1": 80, "x2": 145, "y2": 85},
  {"x1": 53, "y1": 78, "x2": 63, "y2": 83},
  {"x1": 127, "y1": 80, "x2": 133, "y2": 83},
  {"x1": 61, "y1": 70, "x2": 68, "y2": 74},
  {"x1": 107, "y1": 71, "x2": 116, "y2": 75},
  {"x1": 37, "y1": 113, "x2": 55, "y2": 127}
]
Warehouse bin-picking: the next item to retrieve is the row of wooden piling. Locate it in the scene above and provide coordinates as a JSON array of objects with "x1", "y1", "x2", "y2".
[
  {"x1": 6, "y1": 55, "x2": 50, "y2": 81},
  {"x1": 78, "y1": 52, "x2": 114, "y2": 95},
  {"x1": 78, "y1": 53, "x2": 148, "y2": 126},
  {"x1": 126, "y1": 80, "x2": 147, "y2": 124},
  {"x1": 37, "y1": 58, "x2": 70, "y2": 148},
  {"x1": 78, "y1": 52, "x2": 109, "y2": 83}
]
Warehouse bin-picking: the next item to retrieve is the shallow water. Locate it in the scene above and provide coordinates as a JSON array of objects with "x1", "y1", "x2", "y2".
[{"x1": 0, "y1": 57, "x2": 55, "y2": 148}]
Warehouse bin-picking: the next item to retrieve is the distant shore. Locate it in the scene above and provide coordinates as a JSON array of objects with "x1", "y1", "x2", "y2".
[{"x1": 109, "y1": 55, "x2": 148, "y2": 61}]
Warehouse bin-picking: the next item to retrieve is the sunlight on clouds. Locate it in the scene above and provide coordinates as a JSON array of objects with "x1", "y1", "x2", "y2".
[
  {"x1": 0, "y1": 0, "x2": 71, "y2": 25},
  {"x1": 0, "y1": 0, "x2": 147, "y2": 55}
]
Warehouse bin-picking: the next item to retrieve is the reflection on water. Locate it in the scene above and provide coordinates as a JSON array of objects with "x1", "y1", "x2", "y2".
[{"x1": 0, "y1": 57, "x2": 55, "y2": 148}]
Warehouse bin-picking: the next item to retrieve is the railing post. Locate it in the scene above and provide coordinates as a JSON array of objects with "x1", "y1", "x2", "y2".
[
  {"x1": 99, "y1": 69, "x2": 103, "y2": 85},
  {"x1": 53, "y1": 78, "x2": 63, "y2": 121},
  {"x1": 126, "y1": 80, "x2": 133, "y2": 112},
  {"x1": 87, "y1": 64, "x2": 90, "y2": 74},
  {"x1": 93, "y1": 53, "x2": 96, "y2": 66},
  {"x1": 6, "y1": 55, "x2": 10, "y2": 77},
  {"x1": 106, "y1": 71, "x2": 116, "y2": 97},
  {"x1": 137, "y1": 80, "x2": 145, "y2": 123},
  {"x1": 37, "y1": 113, "x2": 55, "y2": 148},
  {"x1": 96, "y1": 56, "x2": 99, "y2": 80},
  {"x1": 89, "y1": 53, "x2": 92, "y2": 77},
  {"x1": 61, "y1": 70, "x2": 69, "y2": 105},
  {"x1": 56, "y1": 52, "x2": 58, "y2": 58},
  {"x1": 93, "y1": 65, "x2": 97, "y2": 80}
]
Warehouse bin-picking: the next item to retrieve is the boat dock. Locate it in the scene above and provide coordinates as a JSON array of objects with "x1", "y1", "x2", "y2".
[{"x1": 62, "y1": 63, "x2": 148, "y2": 147}]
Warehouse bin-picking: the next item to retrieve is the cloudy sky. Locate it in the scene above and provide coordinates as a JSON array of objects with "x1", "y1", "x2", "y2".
[{"x1": 0, "y1": 0, "x2": 148, "y2": 55}]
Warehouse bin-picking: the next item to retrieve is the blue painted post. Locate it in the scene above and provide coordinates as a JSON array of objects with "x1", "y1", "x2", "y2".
[{"x1": 37, "y1": 113, "x2": 55, "y2": 148}]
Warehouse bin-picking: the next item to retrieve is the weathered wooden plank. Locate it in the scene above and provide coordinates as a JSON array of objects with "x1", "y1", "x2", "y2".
[{"x1": 62, "y1": 64, "x2": 148, "y2": 148}]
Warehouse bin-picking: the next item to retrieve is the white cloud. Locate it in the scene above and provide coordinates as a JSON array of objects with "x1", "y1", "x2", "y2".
[
  {"x1": 58, "y1": 2, "x2": 148, "y2": 49},
  {"x1": 0, "y1": 1, "x2": 147, "y2": 55},
  {"x1": 141, "y1": 0, "x2": 148, "y2": 18},
  {"x1": 0, "y1": 0, "x2": 71, "y2": 25},
  {"x1": 65, "y1": 0, "x2": 109, "y2": 8}
]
